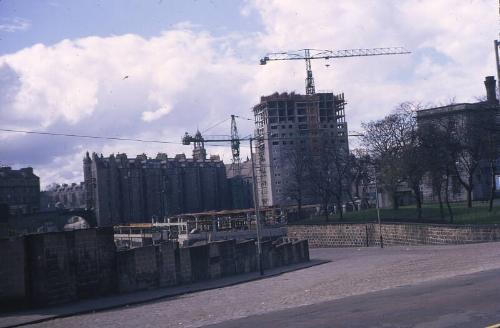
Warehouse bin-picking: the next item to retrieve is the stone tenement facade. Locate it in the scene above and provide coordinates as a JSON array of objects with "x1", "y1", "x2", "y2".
[
  {"x1": 288, "y1": 223, "x2": 500, "y2": 248},
  {"x1": 84, "y1": 152, "x2": 230, "y2": 226},
  {"x1": 0, "y1": 166, "x2": 40, "y2": 216},
  {"x1": 40, "y1": 182, "x2": 86, "y2": 211}
]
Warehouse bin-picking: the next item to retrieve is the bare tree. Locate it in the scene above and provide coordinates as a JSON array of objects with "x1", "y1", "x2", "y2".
[
  {"x1": 307, "y1": 134, "x2": 350, "y2": 221},
  {"x1": 452, "y1": 107, "x2": 496, "y2": 208},
  {"x1": 282, "y1": 143, "x2": 312, "y2": 221},
  {"x1": 396, "y1": 103, "x2": 426, "y2": 219},
  {"x1": 362, "y1": 110, "x2": 406, "y2": 211},
  {"x1": 307, "y1": 146, "x2": 334, "y2": 221},
  {"x1": 346, "y1": 149, "x2": 371, "y2": 209},
  {"x1": 362, "y1": 102, "x2": 426, "y2": 218},
  {"x1": 419, "y1": 119, "x2": 458, "y2": 221}
]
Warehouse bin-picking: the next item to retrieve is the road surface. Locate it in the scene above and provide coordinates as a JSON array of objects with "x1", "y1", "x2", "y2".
[{"x1": 207, "y1": 268, "x2": 500, "y2": 327}]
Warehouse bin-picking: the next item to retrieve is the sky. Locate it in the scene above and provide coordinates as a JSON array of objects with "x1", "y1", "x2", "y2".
[{"x1": 0, "y1": 0, "x2": 498, "y2": 188}]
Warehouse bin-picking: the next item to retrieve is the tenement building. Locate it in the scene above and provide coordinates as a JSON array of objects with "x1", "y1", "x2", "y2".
[
  {"x1": 417, "y1": 76, "x2": 500, "y2": 202},
  {"x1": 0, "y1": 167, "x2": 40, "y2": 215},
  {"x1": 253, "y1": 92, "x2": 349, "y2": 207},
  {"x1": 225, "y1": 158, "x2": 254, "y2": 209},
  {"x1": 84, "y1": 146, "x2": 230, "y2": 226},
  {"x1": 40, "y1": 182, "x2": 86, "y2": 211}
]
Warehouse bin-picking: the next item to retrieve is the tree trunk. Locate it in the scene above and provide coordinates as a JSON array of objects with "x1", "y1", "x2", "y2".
[
  {"x1": 465, "y1": 174, "x2": 474, "y2": 208},
  {"x1": 348, "y1": 190, "x2": 357, "y2": 211},
  {"x1": 412, "y1": 183, "x2": 422, "y2": 220},
  {"x1": 415, "y1": 191, "x2": 422, "y2": 220},
  {"x1": 323, "y1": 199, "x2": 329, "y2": 222},
  {"x1": 445, "y1": 172, "x2": 454, "y2": 223},
  {"x1": 392, "y1": 190, "x2": 399, "y2": 210},
  {"x1": 489, "y1": 159, "x2": 496, "y2": 212},
  {"x1": 337, "y1": 199, "x2": 343, "y2": 220},
  {"x1": 297, "y1": 197, "x2": 302, "y2": 222},
  {"x1": 466, "y1": 187, "x2": 472, "y2": 208},
  {"x1": 437, "y1": 188, "x2": 445, "y2": 221}
]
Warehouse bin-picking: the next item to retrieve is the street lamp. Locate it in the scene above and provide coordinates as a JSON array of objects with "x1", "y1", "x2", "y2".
[{"x1": 372, "y1": 166, "x2": 384, "y2": 248}]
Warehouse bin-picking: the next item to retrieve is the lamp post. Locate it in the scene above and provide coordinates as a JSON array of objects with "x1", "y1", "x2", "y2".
[{"x1": 372, "y1": 166, "x2": 383, "y2": 248}]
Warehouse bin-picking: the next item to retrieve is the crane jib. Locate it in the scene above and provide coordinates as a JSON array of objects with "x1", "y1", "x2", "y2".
[{"x1": 259, "y1": 47, "x2": 411, "y2": 95}]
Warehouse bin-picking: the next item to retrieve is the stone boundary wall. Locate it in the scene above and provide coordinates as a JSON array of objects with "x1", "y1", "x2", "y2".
[
  {"x1": 288, "y1": 223, "x2": 500, "y2": 248},
  {"x1": 0, "y1": 228, "x2": 309, "y2": 309}
]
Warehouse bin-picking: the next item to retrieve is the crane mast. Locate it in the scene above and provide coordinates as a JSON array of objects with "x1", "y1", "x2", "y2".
[
  {"x1": 230, "y1": 114, "x2": 241, "y2": 176},
  {"x1": 260, "y1": 47, "x2": 411, "y2": 95}
]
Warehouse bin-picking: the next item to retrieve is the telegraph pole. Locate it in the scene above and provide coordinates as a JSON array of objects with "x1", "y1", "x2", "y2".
[
  {"x1": 495, "y1": 40, "x2": 500, "y2": 92},
  {"x1": 250, "y1": 137, "x2": 264, "y2": 275},
  {"x1": 182, "y1": 132, "x2": 264, "y2": 275}
]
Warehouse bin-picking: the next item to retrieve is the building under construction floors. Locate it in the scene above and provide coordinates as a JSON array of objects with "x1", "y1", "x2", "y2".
[{"x1": 253, "y1": 92, "x2": 349, "y2": 207}]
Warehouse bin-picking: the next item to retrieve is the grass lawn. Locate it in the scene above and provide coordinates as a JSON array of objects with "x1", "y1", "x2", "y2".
[{"x1": 290, "y1": 201, "x2": 500, "y2": 225}]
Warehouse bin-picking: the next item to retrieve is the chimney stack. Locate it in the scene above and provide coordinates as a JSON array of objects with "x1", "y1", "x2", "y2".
[{"x1": 484, "y1": 76, "x2": 498, "y2": 104}]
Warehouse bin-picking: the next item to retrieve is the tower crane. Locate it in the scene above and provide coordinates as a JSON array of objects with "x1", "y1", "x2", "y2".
[
  {"x1": 230, "y1": 115, "x2": 241, "y2": 176},
  {"x1": 260, "y1": 47, "x2": 411, "y2": 95}
]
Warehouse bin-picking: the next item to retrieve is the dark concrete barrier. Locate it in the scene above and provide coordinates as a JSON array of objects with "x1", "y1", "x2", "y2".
[
  {"x1": 0, "y1": 229, "x2": 310, "y2": 309},
  {"x1": 0, "y1": 238, "x2": 26, "y2": 308},
  {"x1": 0, "y1": 228, "x2": 116, "y2": 308},
  {"x1": 235, "y1": 240, "x2": 257, "y2": 274},
  {"x1": 117, "y1": 245, "x2": 158, "y2": 293}
]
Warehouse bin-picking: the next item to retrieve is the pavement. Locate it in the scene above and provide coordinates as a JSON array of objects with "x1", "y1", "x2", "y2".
[{"x1": 3, "y1": 242, "x2": 500, "y2": 328}]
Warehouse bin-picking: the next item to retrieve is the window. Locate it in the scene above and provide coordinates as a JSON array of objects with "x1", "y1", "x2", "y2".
[
  {"x1": 496, "y1": 175, "x2": 500, "y2": 191},
  {"x1": 271, "y1": 125, "x2": 278, "y2": 130}
]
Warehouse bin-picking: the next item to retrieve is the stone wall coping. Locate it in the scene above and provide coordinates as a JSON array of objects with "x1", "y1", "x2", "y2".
[
  {"x1": 289, "y1": 222, "x2": 500, "y2": 228},
  {"x1": 1, "y1": 227, "x2": 113, "y2": 241}
]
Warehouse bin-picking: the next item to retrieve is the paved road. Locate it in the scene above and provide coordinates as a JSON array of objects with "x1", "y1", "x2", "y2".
[
  {"x1": 23, "y1": 243, "x2": 500, "y2": 328},
  {"x1": 207, "y1": 268, "x2": 500, "y2": 328}
]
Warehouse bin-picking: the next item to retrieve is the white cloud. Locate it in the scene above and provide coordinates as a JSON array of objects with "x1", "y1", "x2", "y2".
[
  {"x1": 0, "y1": 26, "x2": 257, "y2": 184},
  {"x1": 1, "y1": 0, "x2": 497, "y2": 184},
  {"x1": 0, "y1": 17, "x2": 30, "y2": 33},
  {"x1": 141, "y1": 106, "x2": 171, "y2": 122}
]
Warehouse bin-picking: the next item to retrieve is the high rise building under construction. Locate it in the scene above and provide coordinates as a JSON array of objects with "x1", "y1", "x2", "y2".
[{"x1": 253, "y1": 91, "x2": 349, "y2": 207}]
